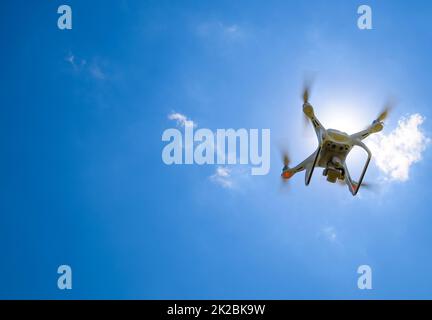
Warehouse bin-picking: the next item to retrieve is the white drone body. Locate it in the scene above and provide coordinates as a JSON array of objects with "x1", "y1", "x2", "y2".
[{"x1": 281, "y1": 92, "x2": 389, "y2": 196}]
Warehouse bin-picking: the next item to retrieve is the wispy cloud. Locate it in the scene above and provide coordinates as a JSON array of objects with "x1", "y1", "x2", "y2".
[
  {"x1": 367, "y1": 113, "x2": 430, "y2": 181},
  {"x1": 166, "y1": 112, "x2": 251, "y2": 190},
  {"x1": 65, "y1": 52, "x2": 107, "y2": 81},
  {"x1": 65, "y1": 52, "x2": 87, "y2": 70},
  {"x1": 210, "y1": 165, "x2": 252, "y2": 190},
  {"x1": 196, "y1": 21, "x2": 244, "y2": 40},
  {"x1": 89, "y1": 63, "x2": 106, "y2": 80},
  {"x1": 322, "y1": 226, "x2": 337, "y2": 242},
  {"x1": 210, "y1": 166, "x2": 233, "y2": 189},
  {"x1": 318, "y1": 226, "x2": 340, "y2": 244},
  {"x1": 168, "y1": 112, "x2": 196, "y2": 128}
]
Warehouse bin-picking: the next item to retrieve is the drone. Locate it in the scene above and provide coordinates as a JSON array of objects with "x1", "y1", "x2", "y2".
[{"x1": 281, "y1": 84, "x2": 391, "y2": 196}]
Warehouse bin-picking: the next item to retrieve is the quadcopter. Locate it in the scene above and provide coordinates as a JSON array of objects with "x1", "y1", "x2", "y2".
[{"x1": 281, "y1": 84, "x2": 391, "y2": 196}]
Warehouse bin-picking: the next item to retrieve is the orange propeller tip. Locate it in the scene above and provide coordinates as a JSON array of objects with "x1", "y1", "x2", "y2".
[{"x1": 282, "y1": 171, "x2": 294, "y2": 179}]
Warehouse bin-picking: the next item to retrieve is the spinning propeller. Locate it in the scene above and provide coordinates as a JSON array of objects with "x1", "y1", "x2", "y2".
[
  {"x1": 374, "y1": 98, "x2": 396, "y2": 123},
  {"x1": 302, "y1": 79, "x2": 313, "y2": 129},
  {"x1": 337, "y1": 179, "x2": 376, "y2": 192},
  {"x1": 302, "y1": 83, "x2": 310, "y2": 104},
  {"x1": 368, "y1": 99, "x2": 394, "y2": 133},
  {"x1": 376, "y1": 103, "x2": 392, "y2": 122},
  {"x1": 280, "y1": 150, "x2": 294, "y2": 190}
]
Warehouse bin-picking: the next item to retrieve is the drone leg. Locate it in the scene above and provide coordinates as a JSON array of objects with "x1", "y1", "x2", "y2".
[
  {"x1": 342, "y1": 162, "x2": 357, "y2": 195},
  {"x1": 282, "y1": 152, "x2": 316, "y2": 179},
  {"x1": 339, "y1": 140, "x2": 372, "y2": 196},
  {"x1": 281, "y1": 150, "x2": 319, "y2": 184},
  {"x1": 305, "y1": 146, "x2": 321, "y2": 186}
]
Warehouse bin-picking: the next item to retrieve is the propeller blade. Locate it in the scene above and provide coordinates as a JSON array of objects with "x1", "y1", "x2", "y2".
[
  {"x1": 337, "y1": 179, "x2": 376, "y2": 191},
  {"x1": 359, "y1": 182, "x2": 374, "y2": 190},
  {"x1": 376, "y1": 107, "x2": 390, "y2": 122},
  {"x1": 280, "y1": 149, "x2": 293, "y2": 190},
  {"x1": 302, "y1": 86, "x2": 309, "y2": 104},
  {"x1": 301, "y1": 77, "x2": 314, "y2": 132},
  {"x1": 376, "y1": 98, "x2": 396, "y2": 122},
  {"x1": 301, "y1": 73, "x2": 315, "y2": 104},
  {"x1": 283, "y1": 153, "x2": 290, "y2": 167}
]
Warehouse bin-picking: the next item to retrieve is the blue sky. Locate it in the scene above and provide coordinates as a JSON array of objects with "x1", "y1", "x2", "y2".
[{"x1": 1, "y1": 0, "x2": 432, "y2": 299}]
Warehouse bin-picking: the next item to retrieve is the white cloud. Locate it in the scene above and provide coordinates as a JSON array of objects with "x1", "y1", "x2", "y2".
[
  {"x1": 65, "y1": 52, "x2": 87, "y2": 70},
  {"x1": 321, "y1": 226, "x2": 337, "y2": 243},
  {"x1": 367, "y1": 114, "x2": 429, "y2": 182},
  {"x1": 89, "y1": 63, "x2": 106, "y2": 80},
  {"x1": 196, "y1": 21, "x2": 243, "y2": 40},
  {"x1": 168, "y1": 112, "x2": 196, "y2": 128},
  {"x1": 209, "y1": 165, "x2": 252, "y2": 190},
  {"x1": 65, "y1": 53, "x2": 75, "y2": 65},
  {"x1": 210, "y1": 166, "x2": 233, "y2": 188},
  {"x1": 215, "y1": 166, "x2": 230, "y2": 177},
  {"x1": 166, "y1": 112, "x2": 249, "y2": 190},
  {"x1": 65, "y1": 53, "x2": 107, "y2": 80},
  {"x1": 222, "y1": 24, "x2": 241, "y2": 37}
]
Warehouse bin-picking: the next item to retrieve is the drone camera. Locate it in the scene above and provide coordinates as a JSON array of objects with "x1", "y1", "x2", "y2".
[{"x1": 323, "y1": 167, "x2": 344, "y2": 183}]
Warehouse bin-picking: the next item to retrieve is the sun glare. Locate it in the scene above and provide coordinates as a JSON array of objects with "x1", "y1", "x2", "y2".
[{"x1": 317, "y1": 100, "x2": 372, "y2": 134}]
